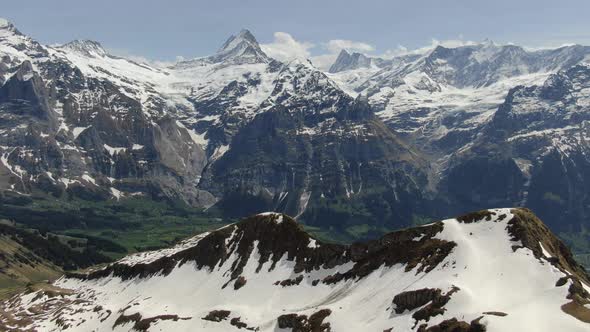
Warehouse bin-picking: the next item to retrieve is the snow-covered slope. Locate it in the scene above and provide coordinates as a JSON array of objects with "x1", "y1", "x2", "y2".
[
  {"x1": 0, "y1": 19, "x2": 292, "y2": 204},
  {"x1": 4, "y1": 17, "x2": 590, "y2": 246},
  {"x1": 2, "y1": 208, "x2": 589, "y2": 331},
  {"x1": 329, "y1": 42, "x2": 590, "y2": 155},
  {"x1": 441, "y1": 63, "x2": 590, "y2": 235}
]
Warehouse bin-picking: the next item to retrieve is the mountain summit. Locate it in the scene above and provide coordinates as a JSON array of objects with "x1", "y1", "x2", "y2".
[
  {"x1": 2, "y1": 208, "x2": 589, "y2": 331},
  {"x1": 209, "y1": 29, "x2": 271, "y2": 64},
  {"x1": 60, "y1": 39, "x2": 108, "y2": 58},
  {"x1": 329, "y1": 49, "x2": 372, "y2": 73}
]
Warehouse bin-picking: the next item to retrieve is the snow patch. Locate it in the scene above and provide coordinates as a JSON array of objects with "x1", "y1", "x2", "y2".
[
  {"x1": 103, "y1": 144, "x2": 126, "y2": 156},
  {"x1": 72, "y1": 126, "x2": 90, "y2": 139},
  {"x1": 81, "y1": 174, "x2": 96, "y2": 186},
  {"x1": 110, "y1": 187, "x2": 123, "y2": 200}
]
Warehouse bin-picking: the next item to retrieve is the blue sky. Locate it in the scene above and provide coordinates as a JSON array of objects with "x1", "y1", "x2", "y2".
[{"x1": 3, "y1": 0, "x2": 590, "y2": 67}]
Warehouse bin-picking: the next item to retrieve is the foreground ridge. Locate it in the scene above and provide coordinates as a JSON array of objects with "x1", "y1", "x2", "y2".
[{"x1": 1, "y1": 208, "x2": 589, "y2": 331}]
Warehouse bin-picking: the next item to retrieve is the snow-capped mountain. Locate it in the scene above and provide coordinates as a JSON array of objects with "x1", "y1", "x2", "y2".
[
  {"x1": 329, "y1": 49, "x2": 388, "y2": 73},
  {"x1": 441, "y1": 64, "x2": 590, "y2": 234},
  {"x1": 2, "y1": 208, "x2": 589, "y2": 331},
  {"x1": 326, "y1": 41, "x2": 590, "y2": 237},
  {"x1": 0, "y1": 19, "x2": 434, "y2": 232},
  {"x1": 0, "y1": 20, "x2": 290, "y2": 206},
  {"x1": 330, "y1": 42, "x2": 590, "y2": 155},
  {"x1": 3, "y1": 17, "x2": 590, "y2": 241}
]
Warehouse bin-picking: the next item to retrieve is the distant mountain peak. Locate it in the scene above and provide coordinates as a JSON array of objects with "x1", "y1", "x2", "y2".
[
  {"x1": 482, "y1": 38, "x2": 496, "y2": 47},
  {"x1": 174, "y1": 29, "x2": 270, "y2": 68},
  {"x1": 210, "y1": 29, "x2": 270, "y2": 65},
  {"x1": 61, "y1": 39, "x2": 107, "y2": 58},
  {"x1": 218, "y1": 29, "x2": 258, "y2": 53},
  {"x1": 329, "y1": 49, "x2": 373, "y2": 73}
]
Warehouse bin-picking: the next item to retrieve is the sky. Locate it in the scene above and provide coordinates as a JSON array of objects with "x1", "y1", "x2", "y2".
[{"x1": 3, "y1": 0, "x2": 590, "y2": 69}]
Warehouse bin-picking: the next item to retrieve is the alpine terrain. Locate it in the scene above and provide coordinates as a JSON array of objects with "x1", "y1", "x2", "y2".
[
  {"x1": 1, "y1": 209, "x2": 589, "y2": 331},
  {"x1": 0, "y1": 15, "x2": 590, "y2": 331},
  {"x1": 2, "y1": 18, "x2": 590, "y2": 237}
]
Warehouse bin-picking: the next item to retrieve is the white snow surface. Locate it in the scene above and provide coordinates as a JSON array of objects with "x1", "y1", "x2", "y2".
[
  {"x1": 5, "y1": 208, "x2": 589, "y2": 331},
  {"x1": 0, "y1": 18, "x2": 10, "y2": 28}
]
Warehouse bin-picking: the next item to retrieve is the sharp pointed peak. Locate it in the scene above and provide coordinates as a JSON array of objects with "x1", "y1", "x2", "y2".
[
  {"x1": 482, "y1": 38, "x2": 496, "y2": 46},
  {"x1": 337, "y1": 49, "x2": 351, "y2": 56},
  {"x1": 237, "y1": 29, "x2": 256, "y2": 40},
  {"x1": 329, "y1": 49, "x2": 372, "y2": 73},
  {"x1": 205, "y1": 28, "x2": 270, "y2": 65},
  {"x1": 218, "y1": 28, "x2": 260, "y2": 53}
]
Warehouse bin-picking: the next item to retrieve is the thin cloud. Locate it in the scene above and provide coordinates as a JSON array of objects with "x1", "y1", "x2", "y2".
[
  {"x1": 378, "y1": 38, "x2": 478, "y2": 58},
  {"x1": 324, "y1": 39, "x2": 375, "y2": 54},
  {"x1": 108, "y1": 47, "x2": 182, "y2": 68},
  {"x1": 260, "y1": 32, "x2": 314, "y2": 62},
  {"x1": 260, "y1": 33, "x2": 378, "y2": 70},
  {"x1": 260, "y1": 33, "x2": 483, "y2": 70}
]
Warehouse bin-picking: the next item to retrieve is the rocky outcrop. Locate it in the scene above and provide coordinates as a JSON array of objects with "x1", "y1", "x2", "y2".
[
  {"x1": 200, "y1": 77, "x2": 431, "y2": 232},
  {"x1": 439, "y1": 64, "x2": 590, "y2": 241},
  {"x1": 277, "y1": 309, "x2": 332, "y2": 332},
  {"x1": 2, "y1": 208, "x2": 590, "y2": 331},
  {"x1": 202, "y1": 310, "x2": 231, "y2": 322},
  {"x1": 417, "y1": 317, "x2": 486, "y2": 332}
]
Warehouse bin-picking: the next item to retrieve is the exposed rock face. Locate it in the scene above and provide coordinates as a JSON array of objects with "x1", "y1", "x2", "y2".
[
  {"x1": 277, "y1": 309, "x2": 332, "y2": 332},
  {"x1": 202, "y1": 310, "x2": 231, "y2": 322},
  {"x1": 329, "y1": 50, "x2": 373, "y2": 73},
  {"x1": 2, "y1": 208, "x2": 588, "y2": 331},
  {"x1": 2, "y1": 18, "x2": 590, "y2": 248},
  {"x1": 417, "y1": 317, "x2": 486, "y2": 332},
  {"x1": 441, "y1": 64, "x2": 590, "y2": 236},
  {"x1": 199, "y1": 68, "x2": 432, "y2": 229},
  {"x1": 393, "y1": 287, "x2": 457, "y2": 315}
]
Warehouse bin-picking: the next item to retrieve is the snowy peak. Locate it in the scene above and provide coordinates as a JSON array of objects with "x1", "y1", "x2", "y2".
[
  {"x1": 75, "y1": 212, "x2": 336, "y2": 282},
  {"x1": 0, "y1": 18, "x2": 19, "y2": 35},
  {"x1": 218, "y1": 29, "x2": 259, "y2": 53},
  {"x1": 5, "y1": 208, "x2": 590, "y2": 331},
  {"x1": 61, "y1": 39, "x2": 107, "y2": 58},
  {"x1": 173, "y1": 29, "x2": 271, "y2": 68},
  {"x1": 13, "y1": 59, "x2": 35, "y2": 80},
  {"x1": 328, "y1": 49, "x2": 377, "y2": 73},
  {"x1": 209, "y1": 29, "x2": 270, "y2": 64},
  {"x1": 329, "y1": 49, "x2": 352, "y2": 72}
]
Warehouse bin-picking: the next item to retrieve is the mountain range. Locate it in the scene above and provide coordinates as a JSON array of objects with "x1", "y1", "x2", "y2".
[
  {"x1": 1, "y1": 18, "x2": 590, "y2": 331},
  {"x1": 1, "y1": 19, "x2": 590, "y2": 247}
]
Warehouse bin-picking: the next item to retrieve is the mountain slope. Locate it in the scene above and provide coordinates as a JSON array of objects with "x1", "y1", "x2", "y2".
[
  {"x1": 331, "y1": 42, "x2": 590, "y2": 156},
  {"x1": 3, "y1": 17, "x2": 590, "y2": 253},
  {"x1": 199, "y1": 61, "x2": 432, "y2": 232},
  {"x1": 441, "y1": 64, "x2": 590, "y2": 236},
  {"x1": 0, "y1": 220, "x2": 113, "y2": 298},
  {"x1": 1, "y1": 208, "x2": 589, "y2": 331}
]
